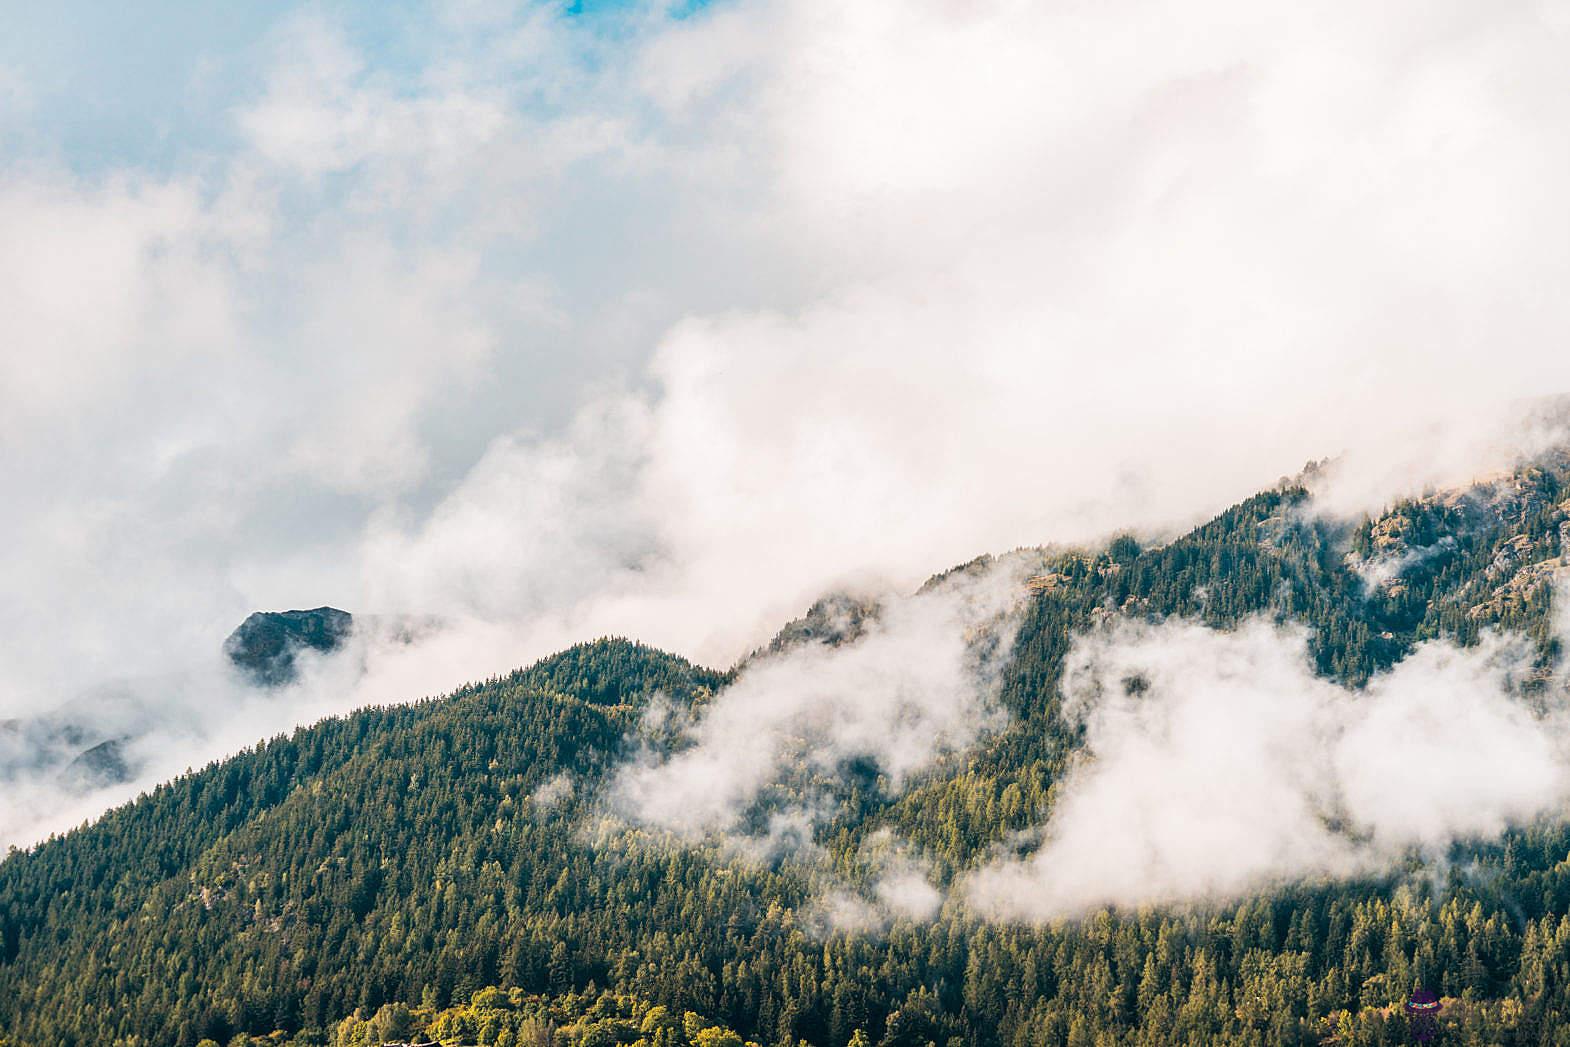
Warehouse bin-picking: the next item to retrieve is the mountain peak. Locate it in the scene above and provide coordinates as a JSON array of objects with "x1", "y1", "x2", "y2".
[{"x1": 222, "y1": 607, "x2": 354, "y2": 686}]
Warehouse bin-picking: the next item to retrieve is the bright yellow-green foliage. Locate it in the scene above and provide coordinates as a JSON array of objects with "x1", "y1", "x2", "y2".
[{"x1": 248, "y1": 985, "x2": 766, "y2": 1047}]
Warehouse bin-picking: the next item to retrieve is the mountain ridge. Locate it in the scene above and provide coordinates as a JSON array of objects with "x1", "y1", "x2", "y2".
[{"x1": 5, "y1": 453, "x2": 1570, "y2": 1045}]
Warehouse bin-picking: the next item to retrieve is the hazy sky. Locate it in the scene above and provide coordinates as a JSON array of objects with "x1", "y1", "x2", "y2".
[{"x1": 4, "y1": 0, "x2": 1570, "y2": 727}]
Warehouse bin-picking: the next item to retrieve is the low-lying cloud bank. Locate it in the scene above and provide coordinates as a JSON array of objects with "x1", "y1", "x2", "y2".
[
  {"x1": 596, "y1": 573, "x2": 1570, "y2": 928},
  {"x1": 966, "y1": 615, "x2": 1570, "y2": 921},
  {"x1": 609, "y1": 560, "x2": 1026, "y2": 848}
]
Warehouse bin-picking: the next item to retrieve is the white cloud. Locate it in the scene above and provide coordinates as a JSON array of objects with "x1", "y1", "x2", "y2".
[
  {"x1": 351, "y1": 0, "x2": 1570, "y2": 671},
  {"x1": 530, "y1": 771, "x2": 574, "y2": 811},
  {"x1": 815, "y1": 866, "x2": 944, "y2": 936},
  {"x1": 0, "y1": 173, "x2": 230, "y2": 432},
  {"x1": 965, "y1": 616, "x2": 1570, "y2": 920},
  {"x1": 804, "y1": 830, "x2": 947, "y2": 934},
  {"x1": 608, "y1": 561, "x2": 1023, "y2": 842},
  {"x1": 7, "y1": 0, "x2": 1570, "y2": 846}
]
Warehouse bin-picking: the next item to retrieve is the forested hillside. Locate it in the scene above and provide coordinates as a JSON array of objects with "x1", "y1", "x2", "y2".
[{"x1": 6, "y1": 457, "x2": 1570, "y2": 1047}]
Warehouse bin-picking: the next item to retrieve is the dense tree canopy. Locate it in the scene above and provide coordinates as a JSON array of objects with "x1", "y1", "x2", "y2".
[{"x1": 5, "y1": 458, "x2": 1570, "y2": 1046}]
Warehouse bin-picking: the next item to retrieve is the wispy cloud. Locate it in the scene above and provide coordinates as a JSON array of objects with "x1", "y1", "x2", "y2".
[
  {"x1": 608, "y1": 560, "x2": 1025, "y2": 845},
  {"x1": 965, "y1": 614, "x2": 1570, "y2": 920}
]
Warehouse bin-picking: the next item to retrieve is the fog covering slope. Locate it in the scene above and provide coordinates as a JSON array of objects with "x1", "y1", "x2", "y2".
[{"x1": 6, "y1": 454, "x2": 1570, "y2": 1044}]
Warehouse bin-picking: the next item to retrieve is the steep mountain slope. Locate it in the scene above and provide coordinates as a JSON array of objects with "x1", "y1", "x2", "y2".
[{"x1": 4, "y1": 456, "x2": 1570, "y2": 1047}]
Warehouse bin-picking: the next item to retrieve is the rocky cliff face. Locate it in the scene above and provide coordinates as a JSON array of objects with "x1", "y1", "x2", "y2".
[{"x1": 222, "y1": 607, "x2": 354, "y2": 686}]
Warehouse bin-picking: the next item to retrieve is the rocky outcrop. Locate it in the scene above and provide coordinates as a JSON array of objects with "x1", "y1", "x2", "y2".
[{"x1": 223, "y1": 607, "x2": 354, "y2": 686}]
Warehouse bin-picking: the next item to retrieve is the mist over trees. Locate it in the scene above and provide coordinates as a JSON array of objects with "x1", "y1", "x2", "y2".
[{"x1": 6, "y1": 458, "x2": 1570, "y2": 1046}]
